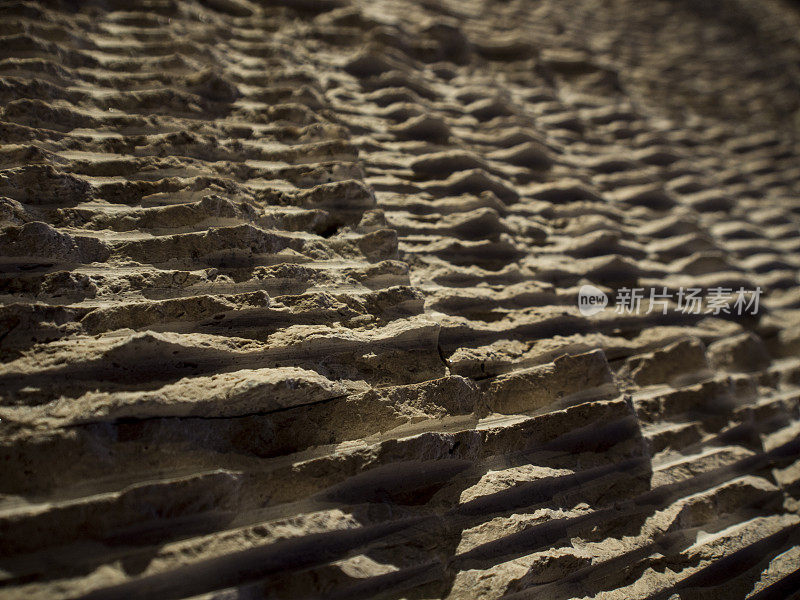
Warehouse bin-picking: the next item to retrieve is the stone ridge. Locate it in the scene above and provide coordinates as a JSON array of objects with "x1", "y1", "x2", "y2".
[{"x1": 0, "y1": 0, "x2": 799, "y2": 598}]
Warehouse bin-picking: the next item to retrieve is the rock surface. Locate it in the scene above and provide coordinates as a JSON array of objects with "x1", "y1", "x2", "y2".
[{"x1": 1, "y1": 0, "x2": 800, "y2": 598}]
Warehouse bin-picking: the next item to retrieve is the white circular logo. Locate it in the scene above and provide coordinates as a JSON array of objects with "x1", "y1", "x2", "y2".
[{"x1": 578, "y1": 284, "x2": 608, "y2": 316}]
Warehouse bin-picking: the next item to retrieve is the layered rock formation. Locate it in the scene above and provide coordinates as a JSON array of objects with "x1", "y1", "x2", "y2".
[{"x1": 1, "y1": 0, "x2": 800, "y2": 598}]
